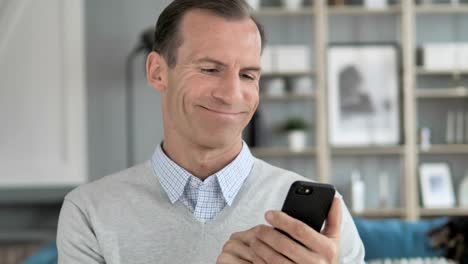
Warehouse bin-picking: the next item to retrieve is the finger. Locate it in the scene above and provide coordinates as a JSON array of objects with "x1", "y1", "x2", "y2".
[
  {"x1": 251, "y1": 236, "x2": 294, "y2": 264},
  {"x1": 217, "y1": 253, "x2": 252, "y2": 264},
  {"x1": 254, "y1": 225, "x2": 313, "y2": 264},
  {"x1": 222, "y1": 239, "x2": 255, "y2": 262},
  {"x1": 252, "y1": 255, "x2": 267, "y2": 264},
  {"x1": 322, "y1": 197, "x2": 342, "y2": 239},
  {"x1": 230, "y1": 226, "x2": 258, "y2": 246},
  {"x1": 265, "y1": 210, "x2": 331, "y2": 254}
]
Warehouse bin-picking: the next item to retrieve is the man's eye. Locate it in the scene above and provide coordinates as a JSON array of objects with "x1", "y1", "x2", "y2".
[
  {"x1": 241, "y1": 74, "x2": 255, "y2": 80},
  {"x1": 201, "y1": 68, "x2": 219, "y2": 74}
]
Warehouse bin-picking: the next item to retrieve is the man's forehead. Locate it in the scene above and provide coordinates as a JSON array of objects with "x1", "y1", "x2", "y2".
[
  {"x1": 179, "y1": 9, "x2": 259, "y2": 38},
  {"x1": 177, "y1": 9, "x2": 262, "y2": 63}
]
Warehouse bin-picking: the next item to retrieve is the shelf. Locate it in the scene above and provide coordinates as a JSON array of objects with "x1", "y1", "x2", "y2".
[
  {"x1": 415, "y1": 4, "x2": 468, "y2": 14},
  {"x1": 416, "y1": 87, "x2": 468, "y2": 99},
  {"x1": 351, "y1": 208, "x2": 405, "y2": 218},
  {"x1": 261, "y1": 93, "x2": 316, "y2": 102},
  {"x1": 332, "y1": 145, "x2": 404, "y2": 156},
  {"x1": 0, "y1": 187, "x2": 73, "y2": 206},
  {"x1": 261, "y1": 70, "x2": 315, "y2": 78},
  {"x1": 328, "y1": 5, "x2": 401, "y2": 15},
  {"x1": 252, "y1": 7, "x2": 314, "y2": 16},
  {"x1": 0, "y1": 229, "x2": 56, "y2": 242},
  {"x1": 420, "y1": 208, "x2": 468, "y2": 217},
  {"x1": 416, "y1": 68, "x2": 468, "y2": 76},
  {"x1": 251, "y1": 147, "x2": 316, "y2": 158},
  {"x1": 418, "y1": 144, "x2": 468, "y2": 155}
]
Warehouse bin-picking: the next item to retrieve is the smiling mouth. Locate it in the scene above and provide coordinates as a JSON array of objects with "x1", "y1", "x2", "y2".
[{"x1": 200, "y1": 106, "x2": 243, "y2": 115}]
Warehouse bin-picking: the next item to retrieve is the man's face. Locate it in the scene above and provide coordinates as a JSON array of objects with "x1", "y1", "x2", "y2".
[{"x1": 160, "y1": 10, "x2": 262, "y2": 149}]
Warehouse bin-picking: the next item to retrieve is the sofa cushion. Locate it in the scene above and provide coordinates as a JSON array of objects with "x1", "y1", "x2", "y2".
[
  {"x1": 20, "y1": 242, "x2": 57, "y2": 264},
  {"x1": 354, "y1": 217, "x2": 448, "y2": 261}
]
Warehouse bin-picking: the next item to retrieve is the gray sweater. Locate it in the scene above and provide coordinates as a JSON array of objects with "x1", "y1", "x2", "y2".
[{"x1": 57, "y1": 159, "x2": 365, "y2": 263}]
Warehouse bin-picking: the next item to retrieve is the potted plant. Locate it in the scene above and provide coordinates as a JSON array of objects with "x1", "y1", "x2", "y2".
[{"x1": 277, "y1": 116, "x2": 309, "y2": 152}]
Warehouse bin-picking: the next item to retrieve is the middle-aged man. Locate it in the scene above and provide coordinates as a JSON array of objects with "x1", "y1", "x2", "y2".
[{"x1": 57, "y1": 0, "x2": 365, "y2": 263}]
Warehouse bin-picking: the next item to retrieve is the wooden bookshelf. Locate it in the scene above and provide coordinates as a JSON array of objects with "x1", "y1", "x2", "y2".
[
  {"x1": 332, "y1": 146, "x2": 404, "y2": 156},
  {"x1": 416, "y1": 68, "x2": 468, "y2": 76},
  {"x1": 352, "y1": 208, "x2": 405, "y2": 218},
  {"x1": 254, "y1": 0, "x2": 468, "y2": 220},
  {"x1": 252, "y1": 7, "x2": 314, "y2": 16},
  {"x1": 328, "y1": 5, "x2": 401, "y2": 15},
  {"x1": 261, "y1": 93, "x2": 316, "y2": 102},
  {"x1": 251, "y1": 147, "x2": 316, "y2": 158},
  {"x1": 416, "y1": 87, "x2": 468, "y2": 99},
  {"x1": 418, "y1": 144, "x2": 468, "y2": 155},
  {"x1": 415, "y1": 4, "x2": 468, "y2": 14},
  {"x1": 0, "y1": 187, "x2": 72, "y2": 205},
  {"x1": 0, "y1": 230, "x2": 56, "y2": 242},
  {"x1": 261, "y1": 70, "x2": 315, "y2": 78},
  {"x1": 420, "y1": 208, "x2": 468, "y2": 217}
]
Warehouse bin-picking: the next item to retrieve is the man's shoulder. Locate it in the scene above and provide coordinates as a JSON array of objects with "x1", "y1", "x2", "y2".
[{"x1": 65, "y1": 161, "x2": 154, "y2": 207}]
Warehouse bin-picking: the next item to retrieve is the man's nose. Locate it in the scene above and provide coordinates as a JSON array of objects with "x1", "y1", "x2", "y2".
[{"x1": 211, "y1": 72, "x2": 242, "y2": 105}]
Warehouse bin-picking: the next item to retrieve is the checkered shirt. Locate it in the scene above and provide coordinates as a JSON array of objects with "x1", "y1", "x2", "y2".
[{"x1": 151, "y1": 142, "x2": 254, "y2": 222}]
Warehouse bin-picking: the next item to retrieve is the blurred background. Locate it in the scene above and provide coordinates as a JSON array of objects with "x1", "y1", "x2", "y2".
[{"x1": 1, "y1": 0, "x2": 467, "y2": 263}]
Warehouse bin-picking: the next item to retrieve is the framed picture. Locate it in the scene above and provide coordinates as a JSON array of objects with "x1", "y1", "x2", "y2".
[
  {"x1": 327, "y1": 44, "x2": 400, "y2": 146},
  {"x1": 419, "y1": 163, "x2": 455, "y2": 208}
]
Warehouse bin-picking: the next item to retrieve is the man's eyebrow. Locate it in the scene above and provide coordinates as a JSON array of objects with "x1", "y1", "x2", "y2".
[
  {"x1": 242, "y1": 66, "x2": 261, "y2": 73},
  {"x1": 195, "y1": 57, "x2": 261, "y2": 72},
  {"x1": 195, "y1": 57, "x2": 227, "y2": 67}
]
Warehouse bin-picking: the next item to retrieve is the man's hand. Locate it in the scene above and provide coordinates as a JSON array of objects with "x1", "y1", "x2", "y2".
[
  {"x1": 217, "y1": 197, "x2": 342, "y2": 264},
  {"x1": 217, "y1": 226, "x2": 258, "y2": 264},
  {"x1": 253, "y1": 197, "x2": 342, "y2": 264}
]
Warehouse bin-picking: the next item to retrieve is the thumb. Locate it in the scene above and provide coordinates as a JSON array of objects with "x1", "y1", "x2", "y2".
[{"x1": 323, "y1": 197, "x2": 342, "y2": 239}]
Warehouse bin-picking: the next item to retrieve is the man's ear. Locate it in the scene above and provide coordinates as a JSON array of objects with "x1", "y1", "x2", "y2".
[{"x1": 146, "y1": 51, "x2": 168, "y2": 92}]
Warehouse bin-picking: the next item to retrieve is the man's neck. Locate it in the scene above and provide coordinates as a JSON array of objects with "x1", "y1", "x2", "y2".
[{"x1": 162, "y1": 138, "x2": 243, "y2": 180}]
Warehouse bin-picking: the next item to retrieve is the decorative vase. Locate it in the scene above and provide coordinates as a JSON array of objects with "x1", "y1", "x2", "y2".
[
  {"x1": 246, "y1": 0, "x2": 261, "y2": 10},
  {"x1": 459, "y1": 171, "x2": 468, "y2": 207},
  {"x1": 263, "y1": 77, "x2": 286, "y2": 96},
  {"x1": 282, "y1": 0, "x2": 302, "y2": 11},
  {"x1": 291, "y1": 76, "x2": 314, "y2": 95},
  {"x1": 364, "y1": 0, "x2": 387, "y2": 9},
  {"x1": 287, "y1": 130, "x2": 306, "y2": 152},
  {"x1": 351, "y1": 170, "x2": 366, "y2": 213}
]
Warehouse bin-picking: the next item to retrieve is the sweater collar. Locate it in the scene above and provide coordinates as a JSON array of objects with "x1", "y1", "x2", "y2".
[{"x1": 151, "y1": 142, "x2": 254, "y2": 206}]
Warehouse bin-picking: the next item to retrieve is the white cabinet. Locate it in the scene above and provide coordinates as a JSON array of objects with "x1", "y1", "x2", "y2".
[{"x1": 0, "y1": 0, "x2": 87, "y2": 187}]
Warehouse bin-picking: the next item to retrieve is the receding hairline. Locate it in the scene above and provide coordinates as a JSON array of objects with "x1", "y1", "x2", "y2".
[
  {"x1": 153, "y1": 0, "x2": 266, "y2": 68},
  {"x1": 176, "y1": 8, "x2": 262, "y2": 49},
  {"x1": 179, "y1": 8, "x2": 261, "y2": 43}
]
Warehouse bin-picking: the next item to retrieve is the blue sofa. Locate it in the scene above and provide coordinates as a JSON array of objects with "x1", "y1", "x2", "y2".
[
  {"x1": 354, "y1": 217, "x2": 447, "y2": 261},
  {"x1": 21, "y1": 242, "x2": 57, "y2": 264}
]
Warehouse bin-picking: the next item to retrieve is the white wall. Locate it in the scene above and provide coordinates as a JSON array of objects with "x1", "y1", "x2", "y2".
[
  {"x1": 0, "y1": 0, "x2": 87, "y2": 187},
  {"x1": 85, "y1": 0, "x2": 170, "y2": 180}
]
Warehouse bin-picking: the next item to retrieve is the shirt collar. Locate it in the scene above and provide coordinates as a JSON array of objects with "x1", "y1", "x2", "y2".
[{"x1": 151, "y1": 142, "x2": 254, "y2": 206}]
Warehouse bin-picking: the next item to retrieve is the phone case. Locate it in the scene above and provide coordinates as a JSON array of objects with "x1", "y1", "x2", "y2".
[{"x1": 281, "y1": 181, "x2": 336, "y2": 232}]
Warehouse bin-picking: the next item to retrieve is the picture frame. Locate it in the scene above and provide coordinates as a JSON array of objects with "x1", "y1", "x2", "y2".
[
  {"x1": 419, "y1": 163, "x2": 455, "y2": 208},
  {"x1": 327, "y1": 43, "x2": 400, "y2": 146}
]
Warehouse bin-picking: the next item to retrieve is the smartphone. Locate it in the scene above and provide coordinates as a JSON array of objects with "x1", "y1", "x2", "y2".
[{"x1": 280, "y1": 181, "x2": 336, "y2": 233}]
